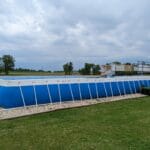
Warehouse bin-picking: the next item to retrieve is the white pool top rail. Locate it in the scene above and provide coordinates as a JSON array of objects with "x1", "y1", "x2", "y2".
[{"x1": 0, "y1": 76, "x2": 149, "y2": 87}]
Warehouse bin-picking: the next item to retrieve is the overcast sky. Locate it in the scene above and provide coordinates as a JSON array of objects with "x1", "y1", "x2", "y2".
[{"x1": 0, "y1": 0, "x2": 150, "y2": 70}]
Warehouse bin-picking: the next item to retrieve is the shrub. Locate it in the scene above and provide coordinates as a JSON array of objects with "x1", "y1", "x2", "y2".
[
  {"x1": 141, "y1": 87, "x2": 150, "y2": 95},
  {"x1": 115, "y1": 71, "x2": 138, "y2": 76}
]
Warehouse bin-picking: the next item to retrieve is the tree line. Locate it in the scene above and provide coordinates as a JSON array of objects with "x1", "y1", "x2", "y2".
[
  {"x1": 63, "y1": 62, "x2": 101, "y2": 75},
  {"x1": 0, "y1": 54, "x2": 101, "y2": 75},
  {"x1": 14, "y1": 68, "x2": 51, "y2": 73},
  {"x1": 0, "y1": 55, "x2": 139, "y2": 76}
]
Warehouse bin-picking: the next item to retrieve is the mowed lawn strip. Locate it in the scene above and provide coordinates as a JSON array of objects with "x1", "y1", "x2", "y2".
[{"x1": 0, "y1": 96, "x2": 150, "y2": 150}]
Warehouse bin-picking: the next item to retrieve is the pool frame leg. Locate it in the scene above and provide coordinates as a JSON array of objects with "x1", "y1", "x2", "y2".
[
  {"x1": 19, "y1": 84, "x2": 26, "y2": 108},
  {"x1": 95, "y1": 82, "x2": 99, "y2": 99},
  {"x1": 133, "y1": 80, "x2": 137, "y2": 94},
  {"x1": 116, "y1": 81, "x2": 121, "y2": 97},
  {"x1": 128, "y1": 80, "x2": 134, "y2": 96},
  {"x1": 69, "y1": 83, "x2": 74, "y2": 102},
  {"x1": 110, "y1": 81, "x2": 113, "y2": 98},
  {"x1": 58, "y1": 84, "x2": 62, "y2": 104},
  {"x1": 122, "y1": 81, "x2": 126, "y2": 96},
  {"x1": 103, "y1": 82, "x2": 108, "y2": 99},
  {"x1": 33, "y1": 83, "x2": 38, "y2": 107},
  {"x1": 46, "y1": 82, "x2": 52, "y2": 105},
  {"x1": 88, "y1": 83, "x2": 92, "y2": 100}
]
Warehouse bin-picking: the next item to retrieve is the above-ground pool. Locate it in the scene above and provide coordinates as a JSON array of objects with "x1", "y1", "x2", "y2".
[{"x1": 0, "y1": 76, "x2": 150, "y2": 108}]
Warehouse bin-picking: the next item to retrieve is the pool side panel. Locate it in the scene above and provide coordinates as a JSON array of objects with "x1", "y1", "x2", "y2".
[
  {"x1": 0, "y1": 79, "x2": 149, "y2": 108},
  {"x1": 0, "y1": 86, "x2": 24, "y2": 108}
]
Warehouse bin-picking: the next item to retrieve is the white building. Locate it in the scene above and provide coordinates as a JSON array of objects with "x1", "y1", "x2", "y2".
[
  {"x1": 111, "y1": 64, "x2": 125, "y2": 72},
  {"x1": 101, "y1": 63, "x2": 134, "y2": 76},
  {"x1": 135, "y1": 64, "x2": 150, "y2": 73}
]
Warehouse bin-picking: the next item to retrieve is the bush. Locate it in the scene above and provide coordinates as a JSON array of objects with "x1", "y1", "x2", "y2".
[
  {"x1": 115, "y1": 71, "x2": 138, "y2": 76},
  {"x1": 141, "y1": 87, "x2": 150, "y2": 95}
]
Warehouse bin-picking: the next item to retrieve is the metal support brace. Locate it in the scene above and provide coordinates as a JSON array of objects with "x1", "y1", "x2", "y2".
[
  {"x1": 19, "y1": 82, "x2": 26, "y2": 108},
  {"x1": 133, "y1": 80, "x2": 137, "y2": 94},
  {"x1": 122, "y1": 81, "x2": 126, "y2": 95},
  {"x1": 116, "y1": 81, "x2": 121, "y2": 96},
  {"x1": 103, "y1": 82, "x2": 108, "y2": 98},
  {"x1": 110, "y1": 82, "x2": 113, "y2": 97},
  {"x1": 33, "y1": 83, "x2": 38, "y2": 106},
  {"x1": 128, "y1": 81, "x2": 133, "y2": 95},
  {"x1": 95, "y1": 82, "x2": 99, "y2": 99},
  {"x1": 58, "y1": 84, "x2": 62, "y2": 104},
  {"x1": 88, "y1": 83, "x2": 92, "y2": 99},
  {"x1": 78, "y1": 83, "x2": 82, "y2": 101},
  {"x1": 46, "y1": 81, "x2": 52, "y2": 104},
  {"x1": 69, "y1": 84, "x2": 74, "y2": 102},
  {"x1": 138, "y1": 80, "x2": 142, "y2": 93}
]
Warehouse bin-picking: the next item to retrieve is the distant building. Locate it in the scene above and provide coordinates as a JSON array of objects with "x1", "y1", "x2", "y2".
[
  {"x1": 111, "y1": 64, "x2": 134, "y2": 72},
  {"x1": 101, "y1": 63, "x2": 134, "y2": 76},
  {"x1": 101, "y1": 65, "x2": 111, "y2": 72},
  {"x1": 101, "y1": 61, "x2": 150, "y2": 76},
  {"x1": 134, "y1": 61, "x2": 150, "y2": 74}
]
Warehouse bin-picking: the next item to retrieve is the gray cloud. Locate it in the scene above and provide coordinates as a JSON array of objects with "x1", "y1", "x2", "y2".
[{"x1": 0, "y1": 0, "x2": 150, "y2": 70}]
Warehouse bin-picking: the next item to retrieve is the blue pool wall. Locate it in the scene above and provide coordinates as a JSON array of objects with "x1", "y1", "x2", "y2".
[{"x1": 0, "y1": 80, "x2": 149, "y2": 108}]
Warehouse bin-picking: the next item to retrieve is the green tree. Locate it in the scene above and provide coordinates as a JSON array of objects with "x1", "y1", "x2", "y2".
[
  {"x1": 2, "y1": 55, "x2": 15, "y2": 75},
  {"x1": 84, "y1": 63, "x2": 94, "y2": 75},
  {"x1": 112, "y1": 61, "x2": 121, "y2": 65},
  {"x1": 124, "y1": 62, "x2": 131, "y2": 65},
  {"x1": 79, "y1": 63, "x2": 100, "y2": 75},
  {"x1": 93, "y1": 65, "x2": 100, "y2": 75},
  {"x1": 63, "y1": 62, "x2": 73, "y2": 75},
  {"x1": 68, "y1": 62, "x2": 73, "y2": 75},
  {"x1": 0, "y1": 57, "x2": 4, "y2": 74}
]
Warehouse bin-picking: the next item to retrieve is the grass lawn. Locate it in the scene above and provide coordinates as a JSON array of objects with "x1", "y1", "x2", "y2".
[
  {"x1": 0, "y1": 71, "x2": 66, "y2": 76},
  {"x1": 0, "y1": 96, "x2": 150, "y2": 150},
  {"x1": 1, "y1": 71, "x2": 52, "y2": 76}
]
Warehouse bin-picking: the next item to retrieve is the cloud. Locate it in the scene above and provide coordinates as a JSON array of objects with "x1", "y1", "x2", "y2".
[{"x1": 0, "y1": 0, "x2": 150, "y2": 70}]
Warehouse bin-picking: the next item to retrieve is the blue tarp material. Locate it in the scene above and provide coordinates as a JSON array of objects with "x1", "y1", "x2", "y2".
[{"x1": 0, "y1": 80, "x2": 149, "y2": 108}]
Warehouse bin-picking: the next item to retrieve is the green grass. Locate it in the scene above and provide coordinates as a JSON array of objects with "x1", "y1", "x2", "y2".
[
  {"x1": 10, "y1": 71, "x2": 52, "y2": 76},
  {"x1": 0, "y1": 71, "x2": 51, "y2": 76},
  {"x1": 0, "y1": 71, "x2": 79, "y2": 76},
  {"x1": 0, "y1": 97, "x2": 150, "y2": 150}
]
